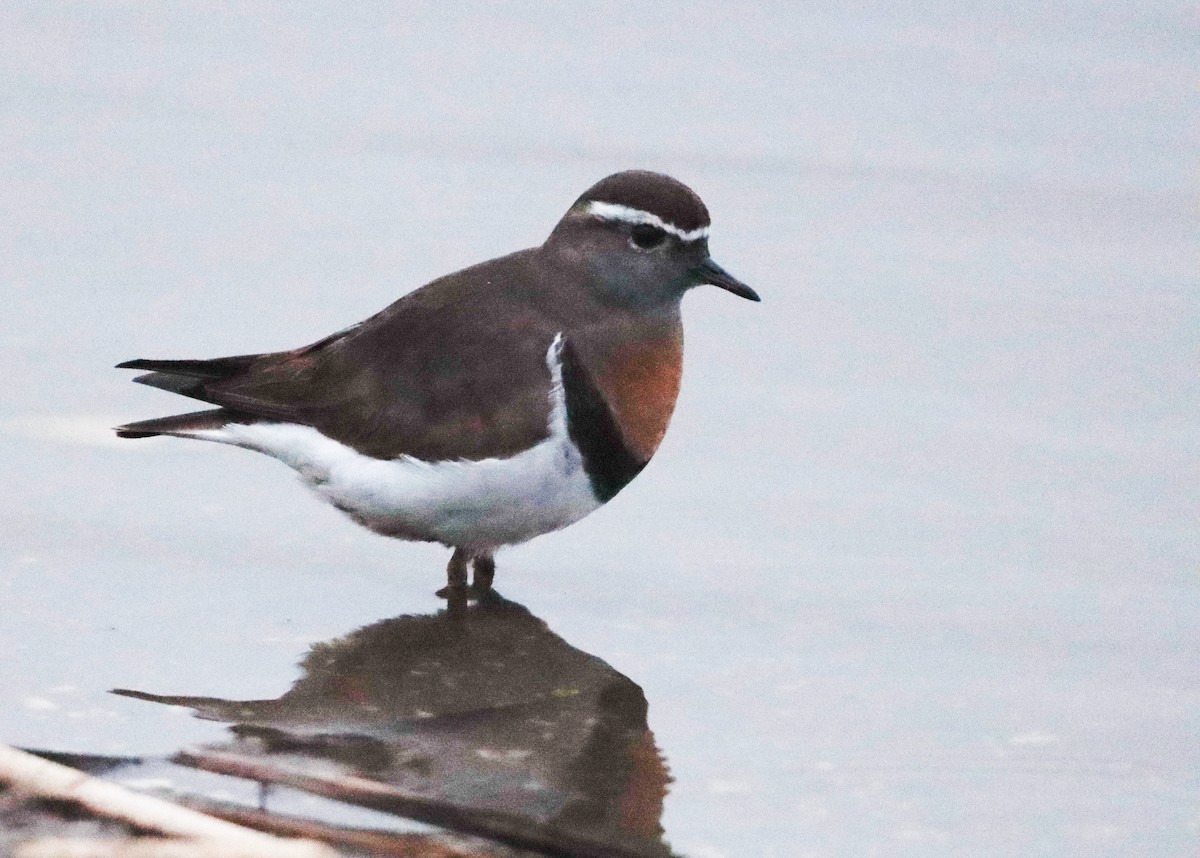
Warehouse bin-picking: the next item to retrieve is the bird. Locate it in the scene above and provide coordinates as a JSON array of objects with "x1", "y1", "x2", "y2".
[{"x1": 116, "y1": 170, "x2": 759, "y2": 595}]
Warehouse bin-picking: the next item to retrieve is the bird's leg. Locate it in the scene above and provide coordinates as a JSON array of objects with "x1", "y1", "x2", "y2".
[
  {"x1": 472, "y1": 552, "x2": 496, "y2": 593},
  {"x1": 436, "y1": 547, "x2": 469, "y2": 599}
]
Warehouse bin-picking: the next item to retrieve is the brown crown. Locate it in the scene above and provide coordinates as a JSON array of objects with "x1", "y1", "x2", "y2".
[{"x1": 575, "y1": 170, "x2": 711, "y2": 232}]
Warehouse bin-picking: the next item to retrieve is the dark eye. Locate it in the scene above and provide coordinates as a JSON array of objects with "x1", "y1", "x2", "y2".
[{"x1": 630, "y1": 223, "x2": 667, "y2": 249}]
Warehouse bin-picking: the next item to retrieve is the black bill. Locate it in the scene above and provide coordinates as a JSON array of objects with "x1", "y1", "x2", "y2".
[{"x1": 692, "y1": 258, "x2": 760, "y2": 302}]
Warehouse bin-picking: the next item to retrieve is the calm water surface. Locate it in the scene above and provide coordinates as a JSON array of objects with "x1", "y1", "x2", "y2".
[{"x1": 2, "y1": 4, "x2": 1197, "y2": 856}]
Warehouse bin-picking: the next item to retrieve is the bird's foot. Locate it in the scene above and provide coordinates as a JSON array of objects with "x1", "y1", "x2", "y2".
[
  {"x1": 436, "y1": 549, "x2": 495, "y2": 603},
  {"x1": 471, "y1": 554, "x2": 496, "y2": 593},
  {"x1": 437, "y1": 547, "x2": 469, "y2": 598}
]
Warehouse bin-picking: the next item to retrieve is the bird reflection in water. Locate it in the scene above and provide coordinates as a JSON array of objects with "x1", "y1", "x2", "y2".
[{"x1": 115, "y1": 590, "x2": 672, "y2": 857}]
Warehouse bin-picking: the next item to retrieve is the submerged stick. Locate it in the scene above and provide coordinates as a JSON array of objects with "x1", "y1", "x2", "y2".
[
  {"x1": 173, "y1": 748, "x2": 664, "y2": 858},
  {"x1": 177, "y1": 798, "x2": 493, "y2": 858},
  {"x1": 0, "y1": 745, "x2": 333, "y2": 858},
  {"x1": 15, "y1": 838, "x2": 331, "y2": 858}
]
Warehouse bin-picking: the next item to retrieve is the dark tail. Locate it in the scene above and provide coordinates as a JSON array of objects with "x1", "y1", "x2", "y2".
[
  {"x1": 115, "y1": 408, "x2": 246, "y2": 439},
  {"x1": 117, "y1": 353, "x2": 264, "y2": 402},
  {"x1": 115, "y1": 355, "x2": 261, "y2": 378}
]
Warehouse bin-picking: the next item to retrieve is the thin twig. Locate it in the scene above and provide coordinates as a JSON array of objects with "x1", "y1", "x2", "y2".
[
  {"x1": 173, "y1": 748, "x2": 665, "y2": 858},
  {"x1": 15, "y1": 837, "x2": 329, "y2": 858},
  {"x1": 0, "y1": 745, "x2": 334, "y2": 858},
  {"x1": 177, "y1": 797, "x2": 499, "y2": 858}
]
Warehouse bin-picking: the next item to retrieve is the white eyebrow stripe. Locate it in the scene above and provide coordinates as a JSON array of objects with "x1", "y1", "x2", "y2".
[{"x1": 585, "y1": 201, "x2": 710, "y2": 242}]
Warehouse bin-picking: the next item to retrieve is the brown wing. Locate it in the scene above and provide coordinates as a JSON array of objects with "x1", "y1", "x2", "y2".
[{"x1": 123, "y1": 250, "x2": 563, "y2": 462}]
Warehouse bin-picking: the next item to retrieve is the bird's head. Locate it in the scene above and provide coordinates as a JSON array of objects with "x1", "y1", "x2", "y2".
[{"x1": 545, "y1": 170, "x2": 759, "y2": 308}]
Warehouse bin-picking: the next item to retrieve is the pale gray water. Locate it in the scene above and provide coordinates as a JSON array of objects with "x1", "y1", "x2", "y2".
[{"x1": 1, "y1": 3, "x2": 1197, "y2": 856}]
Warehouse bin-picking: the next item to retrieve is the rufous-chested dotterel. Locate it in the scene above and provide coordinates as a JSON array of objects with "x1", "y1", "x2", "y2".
[{"x1": 116, "y1": 170, "x2": 760, "y2": 594}]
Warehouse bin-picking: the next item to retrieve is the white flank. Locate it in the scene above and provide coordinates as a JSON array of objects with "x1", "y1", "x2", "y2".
[
  {"x1": 586, "y1": 200, "x2": 710, "y2": 242},
  {"x1": 187, "y1": 335, "x2": 601, "y2": 551}
]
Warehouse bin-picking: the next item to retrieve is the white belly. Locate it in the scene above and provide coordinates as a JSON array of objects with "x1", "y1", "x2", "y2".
[
  {"x1": 200, "y1": 420, "x2": 599, "y2": 550},
  {"x1": 187, "y1": 335, "x2": 603, "y2": 551}
]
